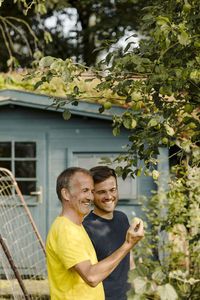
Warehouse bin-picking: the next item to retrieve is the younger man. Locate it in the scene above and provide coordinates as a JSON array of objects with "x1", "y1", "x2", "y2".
[{"x1": 83, "y1": 166, "x2": 136, "y2": 300}]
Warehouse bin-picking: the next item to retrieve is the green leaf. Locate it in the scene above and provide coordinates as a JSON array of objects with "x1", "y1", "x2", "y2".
[
  {"x1": 46, "y1": 72, "x2": 53, "y2": 83},
  {"x1": 7, "y1": 57, "x2": 19, "y2": 68},
  {"x1": 164, "y1": 124, "x2": 175, "y2": 136},
  {"x1": 37, "y1": 3, "x2": 47, "y2": 14},
  {"x1": 113, "y1": 127, "x2": 120, "y2": 136},
  {"x1": 184, "y1": 104, "x2": 194, "y2": 113},
  {"x1": 183, "y1": 3, "x2": 192, "y2": 12},
  {"x1": 73, "y1": 86, "x2": 79, "y2": 95},
  {"x1": 131, "y1": 119, "x2": 137, "y2": 129},
  {"x1": 50, "y1": 59, "x2": 63, "y2": 71},
  {"x1": 178, "y1": 31, "x2": 190, "y2": 46},
  {"x1": 123, "y1": 118, "x2": 132, "y2": 129},
  {"x1": 157, "y1": 283, "x2": 178, "y2": 300},
  {"x1": 34, "y1": 80, "x2": 43, "y2": 90},
  {"x1": 61, "y1": 69, "x2": 71, "y2": 82},
  {"x1": 137, "y1": 168, "x2": 143, "y2": 177},
  {"x1": 99, "y1": 106, "x2": 105, "y2": 113},
  {"x1": 152, "y1": 170, "x2": 160, "y2": 180},
  {"x1": 85, "y1": 78, "x2": 94, "y2": 82},
  {"x1": 39, "y1": 56, "x2": 55, "y2": 68},
  {"x1": 131, "y1": 103, "x2": 140, "y2": 111},
  {"x1": 124, "y1": 42, "x2": 132, "y2": 53},
  {"x1": 126, "y1": 96, "x2": 132, "y2": 103},
  {"x1": 194, "y1": 41, "x2": 200, "y2": 48},
  {"x1": 136, "y1": 264, "x2": 149, "y2": 277},
  {"x1": 148, "y1": 119, "x2": 158, "y2": 128},
  {"x1": 105, "y1": 52, "x2": 113, "y2": 64},
  {"x1": 142, "y1": 13, "x2": 153, "y2": 21},
  {"x1": 71, "y1": 101, "x2": 78, "y2": 106},
  {"x1": 123, "y1": 118, "x2": 137, "y2": 129},
  {"x1": 128, "y1": 269, "x2": 140, "y2": 282},
  {"x1": 180, "y1": 140, "x2": 190, "y2": 152},
  {"x1": 190, "y1": 70, "x2": 200, "y2": 84},
  {"x1": 192, "y1": 148, "x2": 200, "y2": 159},
  {"x1": 100, "y1": 157, "x2": 111, "y2": 164},
  {"x1": 157, "y1": 20, "x2": 167, "y2": 25},
  {"x1": 115, "y1": 166, "x2": 123, "y2": 176},
  {"x1": 157, "y1": 16, "x2": 170, "y2": 23},
  {"x1": 44, "y1": 31, "x2": 53, "y2": 44},
  {"x1": 62, "y1": 109, "x2": 71, "y2": 120},
  {"x1": 133, "y1": 278, "x2": 147, "y2": 294},
  {"x1": 131, "y1": 92, "x2": 141, "y2": 101},
  {"x1": 152, "y1": 268, "x2": 166, "y2": 284}
]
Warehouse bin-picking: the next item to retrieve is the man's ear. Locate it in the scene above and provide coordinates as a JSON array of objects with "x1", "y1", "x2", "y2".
[{"x1": 61, "y1": 188, "x2": 70, "y2": 201}]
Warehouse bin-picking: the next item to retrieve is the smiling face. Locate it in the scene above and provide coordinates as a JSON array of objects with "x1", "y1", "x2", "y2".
[
  {"x1": 66, "y1": 172, "x2": 94, "y2": 217},
  {"x1": 93, "y1": 176, "x2": 118, "y2": 219}
]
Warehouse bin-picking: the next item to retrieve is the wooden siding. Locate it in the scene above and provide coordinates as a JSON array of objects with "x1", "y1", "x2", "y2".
[{"x1": 0, "y1": 104, "x2": 156, "y2": 241}]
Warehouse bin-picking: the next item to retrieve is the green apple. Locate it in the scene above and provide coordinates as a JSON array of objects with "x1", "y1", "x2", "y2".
[
  {"x1": 162, "y1": 137, "x2": 168, "y2": 144},
  {"x1": 131, "y1": 217, "x2": 140, "y2": 225},
  {"x1": 104, "y1": 101, "x2": 112, "y2": 109}
]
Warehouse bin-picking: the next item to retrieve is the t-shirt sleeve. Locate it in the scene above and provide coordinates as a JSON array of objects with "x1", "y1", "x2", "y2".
[{"x1": 57, "y1": 224, "x2": 91, "y2": 270}]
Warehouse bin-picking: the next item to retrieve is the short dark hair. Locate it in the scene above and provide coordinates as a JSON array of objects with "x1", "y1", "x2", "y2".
[
  {"x1": 56, "y1": 167, "x2": 91, "y2": 201},
  {"x1": 90, "y1": 166, "x2": 117, "y2": 184}
]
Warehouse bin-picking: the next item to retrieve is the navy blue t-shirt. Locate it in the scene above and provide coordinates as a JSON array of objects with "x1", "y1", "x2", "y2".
[{"x1": 83, "y1": 210, "x2": 131, "y2": 300}]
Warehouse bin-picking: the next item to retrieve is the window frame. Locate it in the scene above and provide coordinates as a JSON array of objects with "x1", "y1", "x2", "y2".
[{"x1": 0, "y1": 141, "x2": 37, "y2": 197}]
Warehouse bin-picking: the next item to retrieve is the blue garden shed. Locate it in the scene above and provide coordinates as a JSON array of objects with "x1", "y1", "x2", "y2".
[{"x1": 0, "y1": 88, "x2": 163, "y2": 242}]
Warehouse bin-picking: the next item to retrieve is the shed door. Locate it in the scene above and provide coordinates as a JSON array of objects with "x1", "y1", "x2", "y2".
[{"x1": 0, "y1": 133, "x2": 46, "y2": 240}]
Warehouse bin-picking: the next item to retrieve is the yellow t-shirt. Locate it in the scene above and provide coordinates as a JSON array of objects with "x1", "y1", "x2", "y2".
[{"x1": 46, "y1": 216, "x2": 105, "y2": 300}]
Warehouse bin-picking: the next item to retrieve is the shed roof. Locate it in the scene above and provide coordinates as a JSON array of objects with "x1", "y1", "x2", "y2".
[{"x1": 0, "y1": 89, "x2": 125, "y2": 120}]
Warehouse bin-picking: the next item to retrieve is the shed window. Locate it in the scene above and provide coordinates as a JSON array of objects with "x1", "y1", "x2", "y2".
[
  {"x1": 73, "y1": 152, "x2": 137, "y2": 201},
  {"x1": 0, "y1": 141, "x2": 37, "y2": 195}
]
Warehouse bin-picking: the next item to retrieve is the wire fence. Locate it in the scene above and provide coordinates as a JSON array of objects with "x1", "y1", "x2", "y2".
[{"x1": 0, "y1": 168, "x2": 49, "y2": 299}]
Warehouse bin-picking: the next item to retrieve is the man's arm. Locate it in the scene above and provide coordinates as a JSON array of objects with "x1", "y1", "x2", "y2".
[{"x1": 74, "y1": 219, "x2": 144, "y2": 287}]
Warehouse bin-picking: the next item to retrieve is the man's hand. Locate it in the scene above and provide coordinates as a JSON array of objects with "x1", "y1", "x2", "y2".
[
  {"x1": 74, "y1": 218, "x2": 144, "y2": 286},
  {"x1": 126, "y1": 218, "x2": 144, "y2": 247}
]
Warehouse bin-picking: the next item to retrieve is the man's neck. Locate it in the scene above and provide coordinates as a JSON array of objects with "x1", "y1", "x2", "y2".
[
  {"x1": 60, "y1": 209, "x2": 83, "y2": 226},
  {"x1": 92, "y1": 207, "x2": 114, "y2": 220}
]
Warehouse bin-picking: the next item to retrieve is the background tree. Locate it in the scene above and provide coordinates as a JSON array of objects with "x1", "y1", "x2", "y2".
[
  {"x1": 0, "y1": 0, "x2": 151, "y2": 71},
  {"x1": 31, "y1": 0, "x2": 200, "y2": 174}
]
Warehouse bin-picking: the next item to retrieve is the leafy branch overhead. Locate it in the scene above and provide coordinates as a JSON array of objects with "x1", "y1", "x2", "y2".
[
  {"x1": 27, "y1": 0, "x2": 200, "y2": 175},
  {"x1": 5, "y1": 0, "x2": 198, "y2": 177}
]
